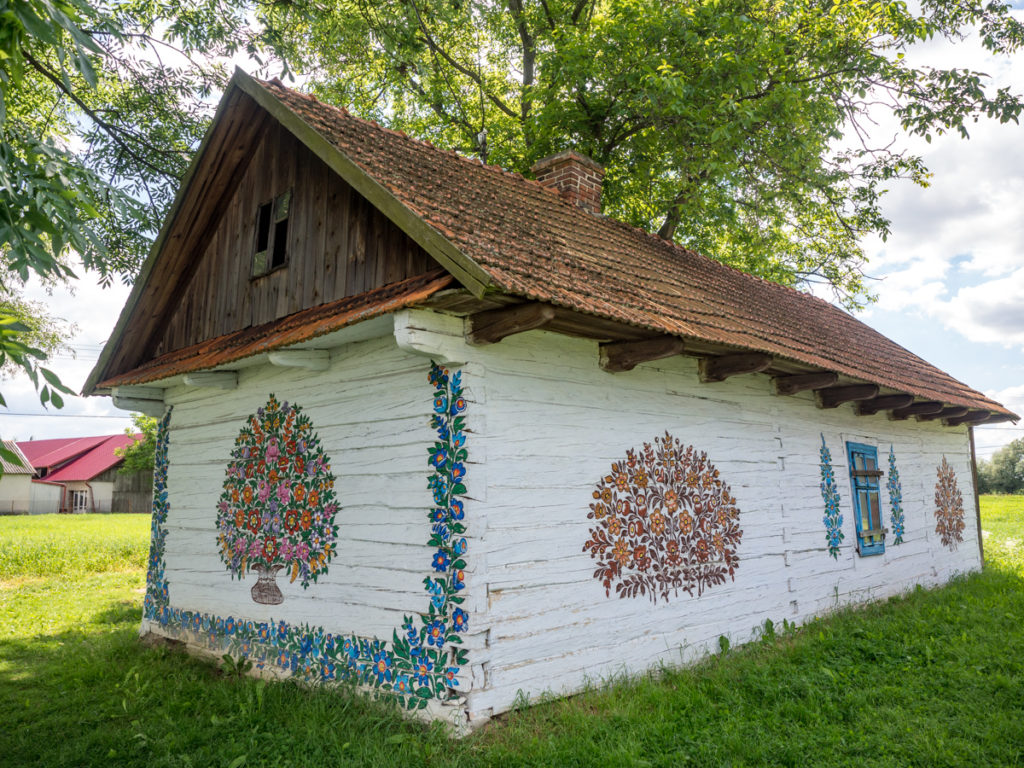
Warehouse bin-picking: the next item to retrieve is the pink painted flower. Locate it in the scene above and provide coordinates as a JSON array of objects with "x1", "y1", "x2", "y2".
[
  {"x1": 266, "y1": 437, "x2": 280, "y2": 460},
  {"x1": 257, "y1": 479, "x2": 270, "y2": 503},
  {"x1": 277, "y1": 482, "x2": 290, "y2": 505}
]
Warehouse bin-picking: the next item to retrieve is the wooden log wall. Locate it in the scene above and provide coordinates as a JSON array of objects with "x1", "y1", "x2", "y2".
[
  {"x1": 151, "y1": 314, "x2": 980, "y2": 729},
  {"x1": 152, "y1": 121, "x2": 436, "y2": 358},
  {"x1": 159, "y1": 337, "x2": 483, "y2": 641},
  {"x1": 454, "y1": 326, "x2": 980, "y2": 723}
]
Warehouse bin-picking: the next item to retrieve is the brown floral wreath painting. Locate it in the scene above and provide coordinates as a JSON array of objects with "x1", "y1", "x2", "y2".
[
  {"x1": 583, "y1": 432, "x2": 742, "y2": 604},
  {"x1": 934, "y1": 456, "x2": 965, "y2": 550}
]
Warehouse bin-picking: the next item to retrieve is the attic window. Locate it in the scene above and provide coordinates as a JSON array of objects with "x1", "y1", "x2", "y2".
[{"x1": 252, "y1": 190, "x2": 291, "y2": 276}]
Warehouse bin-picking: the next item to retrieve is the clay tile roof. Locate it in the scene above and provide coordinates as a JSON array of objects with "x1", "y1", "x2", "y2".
[{"x1": 258, "y1": 78, "x2": 1011, "y2": 416}]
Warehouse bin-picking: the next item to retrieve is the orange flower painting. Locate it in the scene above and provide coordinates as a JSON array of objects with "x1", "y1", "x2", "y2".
[
  {"x1": 584, "y1": 432, "x2": 742, "y2": 603},
  {"x1": 934, "y1": 456, "x2": 965, "y2": 550}
]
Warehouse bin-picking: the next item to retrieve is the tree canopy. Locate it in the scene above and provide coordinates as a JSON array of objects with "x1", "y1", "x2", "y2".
[
  {"x1": 978, "y1": 439, "x2": 1024, "y2": 495},
  {"x1": 264, "y1": 0, "x2": 1024, "y2": 307},
  {"x1": 0, "y1": 0, "x2": 269, "y2": 474},
  {"x1": 115, "y1": 413, "x2": 158, "y2": 474}
]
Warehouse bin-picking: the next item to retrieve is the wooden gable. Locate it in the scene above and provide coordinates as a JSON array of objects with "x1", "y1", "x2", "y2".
[{"x1": 98, "y1": 89, "x2": 438, "y2": 383}]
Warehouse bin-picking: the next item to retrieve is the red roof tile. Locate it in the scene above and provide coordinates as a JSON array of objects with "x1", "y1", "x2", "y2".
[{"x1": 258, "y1": 79, "x2": 1012, "y2": 417}]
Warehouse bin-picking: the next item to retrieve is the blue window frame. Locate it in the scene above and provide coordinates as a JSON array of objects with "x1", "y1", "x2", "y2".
[{"x1": 846, "y1": 442, "x2": 885, "y2": 556}]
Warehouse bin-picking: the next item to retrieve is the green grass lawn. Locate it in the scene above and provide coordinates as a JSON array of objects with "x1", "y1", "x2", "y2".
[{"x1": 1, "y1": 501, "x2": 1023, "y2": 767}]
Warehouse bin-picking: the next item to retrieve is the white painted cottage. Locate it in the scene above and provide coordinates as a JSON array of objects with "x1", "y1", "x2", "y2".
[{"x1": 87, "y1": 69, "x2": 1016, "y2": 730}]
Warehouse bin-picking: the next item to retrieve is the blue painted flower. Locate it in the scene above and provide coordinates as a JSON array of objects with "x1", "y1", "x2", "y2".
[
  {"x1": 394, "y1": 674, "x2": 411, "y2": 694},
  {"x1": 450, "y1": 499, "x2": 464, "y2": 520},
  {"x1": 444, "y1": 666, "x2": 460, "y2": 686},
  {"x1": 432, "y1": 523, "x2": 450, "y2": 542},
  {"x1": 300, "y1": 635, "x2": 314, "y2": 656},
  {"x1": 452, "y1": 431, "x2": 466, "y2": 449},
  {"x1": 372, "y1": 650, "x2": 392, "y2": 683},
  {"x1": 432, "y1": 550, "x2": 450, "y2": 572},
  {"x1": 435, "y1": 421, "x2": 450, "y2": 442},
  {"x1": 451, "y1": 608, "x2": 468, "y2": 633},
  {"x1": 343, "y1": 638, "x2": 358, "y2": 662},
  {"x1": 450, "y1": 462, "x2": 466, "y2": 482},
  {"x1": 426, "y1": 619, "x2": 446, "y2": 646},
  {"x1": 452, "y1": 569, "x2": 466, "y2": 591},
  {"x1": 278, "y1": 649, "x2": 290, "y2": 668},
  {"x1": 322, "y1": 662, "x2": 336, "y2": 681},
  {"x1": 450, "y1": 396, "x2": 467, "y2": 415},
  {"x1": 452, "y1": 537, "x2": 467, "y2": 556},
  {"x1": 426, "y1": 578, "x2": 446, "y2": 610},
  {"x1": 433, "y1": 395, "x2": 448, "y2": 414},
  {"x1": 277, "y1": 620, "x2": 288, "y2": 644},
  {"x1": 430, "y1": 448, "x2": 447, "y2": 468},
  {"x1": 430, "y1": 508, "x2": 446, "y2": 522},
  {"x1": 258, "y1": 623, "x2": 271, "y2": 642},
  {"x1": 413, "y1": 656, "x2": 433, "y2": 685}
]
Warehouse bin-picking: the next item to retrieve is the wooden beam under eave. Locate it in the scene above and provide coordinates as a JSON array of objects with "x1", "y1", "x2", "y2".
[
  {"x1": 857, "y1": 393, "x2": 915, "y2": 416},
  {"x1": 466, "y1": 302, "x2": 556, "y2": 345},
  {"x1": 699, "y1": 353, "x2": 772, "y2": 383},
  {"x1": 816, "y1": 384, "x2": 879, "y2": 409},
  {"x1": 773, "y1": 372, "x2": 838, "y2": 396},
  {"x1": 917, "y1": 406, "x2": 968, "y2": 422},
  {"x1": 890, "y1": 401, "x2": 943, "y2": 420},
  {"x1": 183, "y1": 371, "x2": 238, "y2": 390},
  {"x1": 982, "y1": 413, "x2": 1018, "y2": 425},
  {"x1": 945, "y1": 410, "x2": 992, "y2": 427},
  {"x1": 600, "y1": 335, "x2": 685, "y2": 373}
]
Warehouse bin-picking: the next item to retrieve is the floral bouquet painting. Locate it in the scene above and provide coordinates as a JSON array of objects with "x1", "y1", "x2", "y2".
[{"x1": 215, "y1": 395, "x2": 339, "y2": 604}]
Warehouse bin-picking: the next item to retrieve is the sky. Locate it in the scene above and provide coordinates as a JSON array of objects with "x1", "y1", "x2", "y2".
[{"x1": 2, "y1": 11, "x2": 1023, "y2": 458}]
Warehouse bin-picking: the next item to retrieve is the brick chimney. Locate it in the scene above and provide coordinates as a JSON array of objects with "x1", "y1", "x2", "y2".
[{"x1": 530, "y1": 151, "x2": 604, "y2": 214}]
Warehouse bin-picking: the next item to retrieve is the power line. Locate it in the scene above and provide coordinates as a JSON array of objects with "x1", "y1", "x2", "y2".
[{"x1": 1, "y1": 412, "x2": 130, "y2": 419}]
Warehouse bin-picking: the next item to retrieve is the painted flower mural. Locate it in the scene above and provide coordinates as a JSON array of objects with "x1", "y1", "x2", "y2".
[
  {"x1": 583, "y1": 432, "x2": 742, "y2": 603},
  {"x1": 819, "y1": 435, "x2": 845, "y2": 559},
  {"x1": 934, "y1": 456, "x2": 965, "y2": 550},
  {"x1": 144, "y1": 363, "x2": 470, "y2": 711},
  {"x1": 887, "y1": 446, "x2": 905, "y2": 545},
  {"x1": 215, "y1": 395, "x2": 339, "y2": 604}
]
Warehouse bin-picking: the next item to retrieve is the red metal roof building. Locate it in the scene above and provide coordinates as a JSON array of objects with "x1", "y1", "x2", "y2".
[{"x1": 16, "y1": 434, "x2": 143, "y2": 513}]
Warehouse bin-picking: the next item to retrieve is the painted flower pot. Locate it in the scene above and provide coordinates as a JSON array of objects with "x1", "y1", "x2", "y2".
[{"x1": 251, "y1": 565, "x2": 284, "y2": 605}]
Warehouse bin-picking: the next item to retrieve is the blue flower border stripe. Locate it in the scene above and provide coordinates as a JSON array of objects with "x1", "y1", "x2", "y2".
[
  {"x1": 143, "y1": 362, "x2": 469, "y2": 709},
  {"x1": 820, "y1": 434, "x2": 844, "y2": 559}
]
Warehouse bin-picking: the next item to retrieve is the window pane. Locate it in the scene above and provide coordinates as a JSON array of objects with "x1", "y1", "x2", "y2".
[
  {"x1": 275, "y1": 190, "x2": 292, "y2": 221},
  {"x1": 859, "y1": 490, "x2": 870, "y2": 533},
  {"x1": 868, "y1": 491, "x2": 881, "y2": 535},
  {"x1": 270, "y1": 218, "x2": 289, "y2": 269},
  {"x1": 255, "y1": 202, "x2": 272, "y2": 254}
]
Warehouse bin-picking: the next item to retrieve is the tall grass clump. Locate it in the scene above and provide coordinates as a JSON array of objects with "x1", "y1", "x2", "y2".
[{"x1": 0, "y1": 514, "x2": 150, "y2": 580}]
